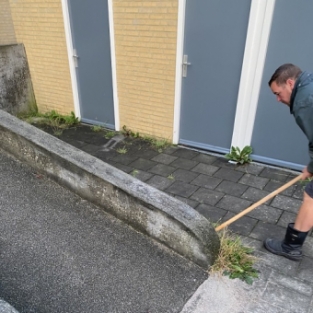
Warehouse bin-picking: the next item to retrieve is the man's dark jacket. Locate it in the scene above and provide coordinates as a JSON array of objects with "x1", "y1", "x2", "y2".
[{"x1": 290, "y1": 71, "x2": 313, "y2": 173}]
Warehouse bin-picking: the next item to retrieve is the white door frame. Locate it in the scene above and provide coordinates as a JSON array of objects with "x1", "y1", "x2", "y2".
[
  {"x1": 173, "y1": 0, "x2": 276, "y2": 148},
  {"x1": 173, "y1": 0, "x2": 186, "y2": 144},
  {"x1": 231, "y1": 0, "x2": 276, "y2": 149},
  {"x1": 61, "y1": 0, "x2": 120, "y2": 130}
]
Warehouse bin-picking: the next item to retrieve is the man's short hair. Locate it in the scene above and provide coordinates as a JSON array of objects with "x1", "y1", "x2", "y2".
[{"x1": 268, "y1": 63, "x2": 302, "y2": 86}]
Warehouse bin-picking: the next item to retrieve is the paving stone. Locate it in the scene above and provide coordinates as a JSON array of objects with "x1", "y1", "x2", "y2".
[
  {"x1": 254, "y1": 250, "x2": 299, "y2": 277},
  {"x1": 190, "y1": 174, "x2": 222, "y2": 190},
  {"x1": 190, "y1": 188, "x2": 224, "y2": 206},
  {"x1": 246, "y1": 299, "x2": 285, "y2": 313},
  {"x1": 215, "y1": 180, "x2": 248, "y2": 197},
  {"x1": 249, "y1": 222, "x2": 286, "y2": 241},
  {"x1": 171, "y1": 169, "x2": 199, "y2": 183},
  {"x1": 80, "y1": 143, "x2": 101, "y2": 154},
  {"x1": 271, "y1": 195, "x2": 302, "y2": 214},
  {"x1": 130, "y1": 170, "x2": 153, "y2": 182},
  {"x1": 213, "y1": 168, "x2": 244, "y2": 182},
  {"x1": 110, "y1": 162, "x2": 133, "y2": 174},
  {"x1": 174, "y1": 195, "x2": 199, "y2": 208},
  {"x1": 170, "y1": 158, "x2": 198, "y2": 170},
  {"x1": 130, "y1": 149, "x2": 159, "y2": 160},
  {"x1": 145, "y1": 175, "x2": 174, "y2": 191},
  {"x1": 111, "y1": 153, "x2": 139, "y2": 166},
  {"x1": 259, "y1": 167, "x2": 290, "y2": 183},
  {"x1": 220, "y1": 211, "x2": 257, "y2": 236},
  {"x1": 239, "y1": 236, "x2": 263, "y2": 251},
  {"x1": 165, "y1": 181, "x2": 198, "y2": 198},
  {"x1": 191, "y1": 163, "x2": 219, "y2": 176},
  {"x1": 269, "y1": 269, "x2": 313, "y2": 297},
  {"x1": 261, "y1": 281, "x2": 311, "y2": 313},
  {"x1": 162, "y1": 146, "x2": 179, "y2": 155},
  {"x1": 93, "y1": 150, "x2": 117, "y2": 162},
  {"x1": 277, "y1": 211, "x2": 297, "y2": 227},
  {"x1": 239, "y1": 174, "x2": 269, "y2": 189},
  {"x1": 264, "y1": 180, "x2": 296, "y2": 197},
  {"x1": 129, "y1": 158, "x2": 157, "y2": 171},
  {"x1": 297, "y1": 257, "x2": 313, "y2": 283},
  {"x1": 151, "y1": 153, "x2": 178, "y2": 165},
  {"x1": 235, "y1": 163, "x2": 264, "y2": 175},
  {"x1": 247, "y1": 262, "x2": 273, "y2": 295},
  {"x1": 212, "y1": 158, "x2": 237, "y2": 169},
  {"x1": 191, "y1": 154, "x2": 217, "y2": 165},
  {"x1": 292, "y1": 183, "x2": 306, "y2": 199},
  {"x1": 148, "y1": 164, "x2": 176, "y2": 177},
  {"x1": 246, "y1": 204, "x2": 283, "y2": 224},
  {"x1": 216, "y1": 195, "x2": 252, "y2": 214},
  {"x1": 242, "y1": 187, "x2": 272, "y2": 204},
  {"x1": 194, "y1": 203, "x2": 227, "y2": 223},
  {"x1": 171, "y1": 148, "x2": 199, "y2": 159}
]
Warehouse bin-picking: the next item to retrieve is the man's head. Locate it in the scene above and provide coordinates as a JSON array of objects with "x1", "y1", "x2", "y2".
[{"x1": 268, "y1": 63, "x2": 302, "y2": 106}]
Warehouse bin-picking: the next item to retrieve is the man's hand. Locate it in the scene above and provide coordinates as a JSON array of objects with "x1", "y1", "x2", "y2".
[{"x1": 302, "y1": 166, "x2": 313, "y2": 180}]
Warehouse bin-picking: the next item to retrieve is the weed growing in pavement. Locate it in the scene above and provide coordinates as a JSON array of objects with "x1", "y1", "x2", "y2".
[
  {"x1": 122, "y1": 125, "x2": 140, "y2": 138},
  {"x1": 20, "y1": 110, "x2": 79, "y2": 129},
  {"x1": 104, "y1": 131, "x2": 116, "y2": 139},
  {"x1": 225, "y1": 146, "x2": 253, "y2": 165},
  {"x1": 91, "y1": 125, "x2": 103, "y2": 132},
  {"x1": 167, "y1": 174, "x2": 174, "y2": 180},
  {"x1": 121, "y1": 125, "x2": 171, "y2": 153},
  {"x1": 210, "y1": 228, "x2": 258, "y2": 285},
  {"x1": 116, "y1": 146, "x2": 127, "y2": 154},
  {"x1": 131, "y1": 169, "x2": 139, "y2": 177}
]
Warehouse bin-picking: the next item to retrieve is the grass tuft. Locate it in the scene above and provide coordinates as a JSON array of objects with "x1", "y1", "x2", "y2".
[{"x1": 210, "y1": 228, "x2": 258, "y2": 285}]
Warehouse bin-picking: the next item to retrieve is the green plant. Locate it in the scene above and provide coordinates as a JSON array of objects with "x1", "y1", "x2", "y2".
[
  {"x1": 210, "y1": 229, "x2": 258, "y2": 285},
  {"x1": 143, "y1": 136, "x2": 170, "y2": 153},
  {"x1": 91, "y1": 125, "x2": 103, "y2": 132},
  {"x1": 122, "y1": 125, "x2": 139, "y2": 138},
  {"x1": 104, "y1": 131, "x2": 116, "y2": 139},
  {"x1": 131, "y1": 170, "x2": 139, "y2": 177},
  {"x1": 20, "y1": 110, "x2": 79, "y2": 129},
  {"x1": 225, "y1": 146, "x2": 253, "y2": 165},
  {"x1": 116, "y1": 146, "x2": 127, "y2": 154},
  {"x1": 167, "y1": 174, "x2": 174, "y2": 180}
]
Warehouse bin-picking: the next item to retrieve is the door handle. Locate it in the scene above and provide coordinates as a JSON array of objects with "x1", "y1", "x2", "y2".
[
  {"x1": 73, "y1": 49, "x2": 79, "y2": 68},
  {"x1": 182, "y1": 54, "x2": 191, "y2": 77}
]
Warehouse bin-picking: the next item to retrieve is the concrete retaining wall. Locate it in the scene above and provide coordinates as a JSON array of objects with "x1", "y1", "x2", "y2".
[
  {"x1": 0, "y1": 44, "x2": 36, "y2": 116},
  {"x1": 0, "y1": 110, "x2": 220, "y2": 269}
]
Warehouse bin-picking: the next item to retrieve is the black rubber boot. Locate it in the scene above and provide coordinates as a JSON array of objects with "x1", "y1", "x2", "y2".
[{"x1": 264, "y1": 223, "x2": 308, "y2": 261}]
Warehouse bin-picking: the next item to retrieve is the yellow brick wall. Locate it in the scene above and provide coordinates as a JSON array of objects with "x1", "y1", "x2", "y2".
[
  {"x1": 113, "y1": 0, "x2": 178, "y2": 140},
  {"x1": 9, "y1": 0, "x2": 74, "y2": 115},
  {"x1": 0, "y1": 0, "x2": 17, "y2": 45}
]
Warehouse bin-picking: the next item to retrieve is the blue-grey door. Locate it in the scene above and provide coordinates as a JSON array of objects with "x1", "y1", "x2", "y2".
[
  {"x1": 68, "y1": 0, "x2": 115, "y2": 128},
  {"x1": 179, "y1": 0, "x2": 251, "y2": 153},
  {"x1": 251, "y1": 0, "x2": 313, "y2": 170}
]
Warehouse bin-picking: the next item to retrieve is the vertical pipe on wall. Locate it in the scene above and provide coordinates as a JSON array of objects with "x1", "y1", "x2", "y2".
[{"x1": 231, "y1": 0, "x2": 276, "y2": 149}]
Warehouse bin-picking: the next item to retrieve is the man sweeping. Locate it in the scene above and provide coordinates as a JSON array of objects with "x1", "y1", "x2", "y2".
[{"x1": 265, "y1": 63, "x2": 313, "y2": 261}]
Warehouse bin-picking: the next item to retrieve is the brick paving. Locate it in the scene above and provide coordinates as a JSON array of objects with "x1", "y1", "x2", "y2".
[{"x1": 40, "y1": 124, "x2": 313, "y2": 313}]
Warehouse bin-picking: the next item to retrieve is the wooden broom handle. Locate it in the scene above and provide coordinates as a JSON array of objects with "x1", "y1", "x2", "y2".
[{"x1": 215, "y1": 173, "x2": 303, "y2": 232}]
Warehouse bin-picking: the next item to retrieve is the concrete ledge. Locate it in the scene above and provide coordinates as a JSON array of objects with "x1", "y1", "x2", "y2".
[{"x1": 0, "y1": 110, "x2": 220, "y2": 268}]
